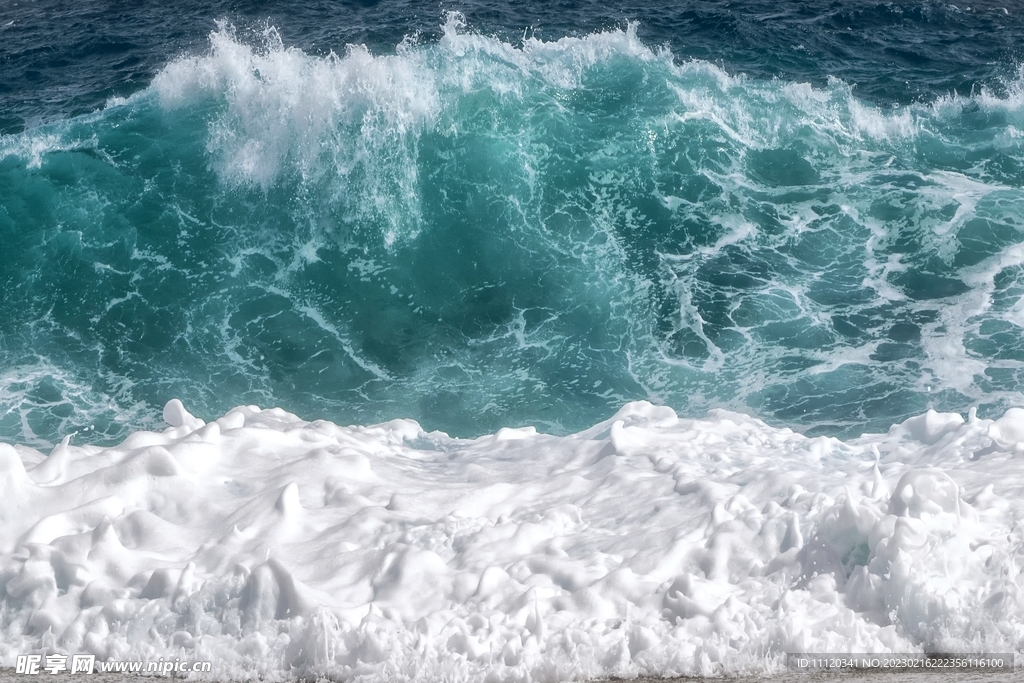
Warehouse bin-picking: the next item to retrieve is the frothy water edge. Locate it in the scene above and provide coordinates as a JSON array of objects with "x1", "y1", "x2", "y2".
[{"x1": 1, "y1": 399, "x2": 1024, "y2": 680}]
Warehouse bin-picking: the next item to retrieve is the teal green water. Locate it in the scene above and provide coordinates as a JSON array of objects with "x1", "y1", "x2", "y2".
[{"x1": 3, "y1": 21, "x2": 1024, "y2": 446}]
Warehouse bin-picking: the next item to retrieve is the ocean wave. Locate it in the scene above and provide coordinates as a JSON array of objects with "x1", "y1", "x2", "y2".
[{"x1": 1, "y1": 17, "x2": 1024, "y2": 446}]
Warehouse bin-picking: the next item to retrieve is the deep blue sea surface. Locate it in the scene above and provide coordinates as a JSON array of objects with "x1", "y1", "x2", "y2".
[{"x1": 2, "y1": 1, "x2": 1024, "y2": 446}]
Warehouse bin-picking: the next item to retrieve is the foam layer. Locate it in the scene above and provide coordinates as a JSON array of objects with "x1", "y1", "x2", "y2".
[{"x1": 1, "y1": 400, "x2": 1022, "y2": 680}]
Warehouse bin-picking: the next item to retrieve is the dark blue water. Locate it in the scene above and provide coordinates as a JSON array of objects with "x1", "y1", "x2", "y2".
[
  {"x1": 4, "y1": 0, "x2": 1021, "y2": 136},
  {"x1": 2, "y1": 1, "x2": 1024, "y2": 446}
]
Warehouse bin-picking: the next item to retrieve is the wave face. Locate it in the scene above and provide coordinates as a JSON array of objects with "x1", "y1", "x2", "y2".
[{"x1": 3, "y1": 18, "x2": 1024, "y2": 445}]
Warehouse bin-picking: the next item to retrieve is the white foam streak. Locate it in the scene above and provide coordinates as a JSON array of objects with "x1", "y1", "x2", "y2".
[
  {"x1": 0, "y1": 133, "x2": 100, "y2": 170},
  {"x1": 296, "y1": 304, "x2": 392, "y2": 381}
]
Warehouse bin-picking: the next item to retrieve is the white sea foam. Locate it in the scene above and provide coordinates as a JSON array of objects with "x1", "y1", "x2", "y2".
[
  {"x1": 1, "y1": 400, "x2": 1023, "y2": 681},
  {"x1": 142, "y1": 15, "x2": 960, "y2": 212}
]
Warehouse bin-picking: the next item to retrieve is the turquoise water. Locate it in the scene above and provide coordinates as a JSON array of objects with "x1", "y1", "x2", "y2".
[{"x1": 3, "y1": 17, "x2": 1024, "y2": 446}]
